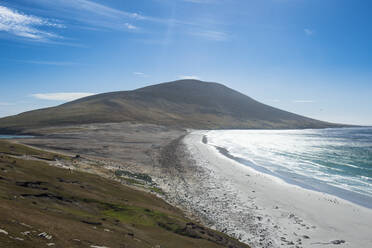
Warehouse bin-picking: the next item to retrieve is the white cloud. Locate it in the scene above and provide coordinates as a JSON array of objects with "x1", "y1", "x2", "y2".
[
  {"x1": 32, "y1": 92, "x2": 96, "y2": 101},
  {"x1": 1, "y1": 1, "x2": 227, "y2": 44},
  {"x1": 7, "y1": 0, "x2": 147, "y2": 35},
  {"x1": 190, "y1": 30, "x2": 228, "y2": 41},
  {"x1": 178, "y1": 75, "x2": 201, "y2": 80},
  {"x1": 304, "y1": 28, "x2": 315, "y2": 36},
  {"x1": 0, "y1": 5, "x2": 63, "y2": 41},
  {"x1": 293, "y1": 100, "x2": 315, "y2": 103},
  {"x1": 31, "y1": 0, "x2": 145, "y2": 24},
  {"x1": 4, "y1": 0, "x2": 224, "y2": 43},
  {"x1": 65, "y1": 0, "x2": 145, "y2": 20},
  {"x1": 124, "y1": 23, "x2": 137, "y2": 30},
  {"x1": 31, "y1": 0, "x2": 145, "y2": 20},
  {"x1": 133, "y1": 72, "x2": 148, "y2": 77}
]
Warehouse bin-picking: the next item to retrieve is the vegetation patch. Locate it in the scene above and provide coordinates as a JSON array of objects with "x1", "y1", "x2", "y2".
[
  {"x1": 150, "y1": 186, "x2": 165, "y2": 195},
  {"x1": 0, "y1": 140, "x2": 72, "y2": 161},
  {"x1": 0, "y1": 140, "x2": 250, "y2": 248},
  {"x1": 114, "y1": 169, "x2": 153, "y2": 183}
]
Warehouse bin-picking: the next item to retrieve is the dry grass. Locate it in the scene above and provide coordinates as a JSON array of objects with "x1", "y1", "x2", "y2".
[{"x1": 0, "y1": 141, "x2": 249, "y2": 248}]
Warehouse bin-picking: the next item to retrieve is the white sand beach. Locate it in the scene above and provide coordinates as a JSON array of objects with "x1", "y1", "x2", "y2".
[{"x1": 162, "y1": 131, "x2": 372, "y2": 248}]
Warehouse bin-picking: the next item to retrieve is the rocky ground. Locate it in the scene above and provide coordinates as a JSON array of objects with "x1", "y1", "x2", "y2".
[
  {"x1": 0, "y1": 134, "x2": 250, "y2": 248},
  {"x1": 154, "y1": 133, "x2": 273, "y2": 247},
  {"x1": 158, "y1": 131, "x2": 372, "y2": 248},
  {"x1": 19, "y1": 122, "x2": 184, "y2": 171},
  {"x1": 10, "y1": 122, "x2": 372, "y2": 248},
  {"x1": 8, "y1": 122, "x2": 260, "y2": 246}
]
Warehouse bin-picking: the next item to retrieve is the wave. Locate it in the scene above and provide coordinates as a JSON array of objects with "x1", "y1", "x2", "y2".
[{"x1": 206, "y1": 128, "x2": 372, "y2": 208}]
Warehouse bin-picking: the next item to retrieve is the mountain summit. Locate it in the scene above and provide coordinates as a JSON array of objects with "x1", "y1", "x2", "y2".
[{"x1": 0, "y1": 80, "x2": 340, "y2": 133}]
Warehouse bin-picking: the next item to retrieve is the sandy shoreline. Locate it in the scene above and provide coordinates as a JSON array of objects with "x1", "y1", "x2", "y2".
[
  {"x1": 161, "y1": 130, "x2": 372, "y2": 248},
  {"x1": 11, "y1": 123, "x2": 372, "y2": 247}
]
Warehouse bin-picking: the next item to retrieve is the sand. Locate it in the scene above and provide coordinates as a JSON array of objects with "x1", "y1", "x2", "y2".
[
  {"x1": 13, "y1": 124, "x2": 372, "y2": 248},
  {"x1": 161, "y1": 130, "x2": 372, "y2": 248}
]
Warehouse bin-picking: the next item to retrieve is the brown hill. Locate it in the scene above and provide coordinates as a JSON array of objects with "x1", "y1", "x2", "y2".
[{"x1": 0, "y1": 80, "x2": 341, "y2": 133}]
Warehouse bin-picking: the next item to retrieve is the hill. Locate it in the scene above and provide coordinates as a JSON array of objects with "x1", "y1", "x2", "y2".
[
  {"x1": 0, "y1": 140, "x2": 248, "y2": 248},
  {"x1": 0, "y1": 80, "x2": 341, "y2": 133}
]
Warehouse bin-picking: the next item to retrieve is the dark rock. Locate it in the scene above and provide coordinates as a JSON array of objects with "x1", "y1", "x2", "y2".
[
  {"x1": 331, "y1": 240, "x2": 345, "y2": 245},
  {"x1": 81, "y1": 220, "x2": 102, "y2": 226},
  {"x1": 20, "y1": 193, "x2": 72, "y2": 202},
  {"x1": 16, "y1": 181, "x2": 48, "y2": 190}
]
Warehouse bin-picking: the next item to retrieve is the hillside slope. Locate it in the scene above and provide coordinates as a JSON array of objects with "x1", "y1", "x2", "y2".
[
  {"x1": 0, "y1": 80, "x2": 340, "y2": 133},
  {"x1": 0, "y1": 140, "x2": 248, "y2": 248}
]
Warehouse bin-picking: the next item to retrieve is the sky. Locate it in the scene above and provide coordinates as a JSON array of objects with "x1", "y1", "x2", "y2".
[{"x1": 0, "y1": 0, "x2": 371, "y2": 125}]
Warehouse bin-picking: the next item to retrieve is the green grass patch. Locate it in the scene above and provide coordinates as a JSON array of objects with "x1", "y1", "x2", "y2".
[
  {"x1": 149, "y1": 186, "x2": 165, "y2": 195},
  {"x1": 102, "y1": 204, "x2": 181, "y2": 231},
  {"x1": 114, "y1": 170, "x2": 152, "y2": 183}
]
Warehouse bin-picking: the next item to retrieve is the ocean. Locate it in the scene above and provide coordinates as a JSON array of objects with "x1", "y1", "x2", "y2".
[
  {"x1": 205, "y1": 127, "x2": 372, "y2": 208},
  {"x1": 0, "y1": 135, "x2": 33, "y2": 139}
]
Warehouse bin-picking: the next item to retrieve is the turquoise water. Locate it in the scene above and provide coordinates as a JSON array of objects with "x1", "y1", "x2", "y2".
[
  {"x1": 206, "y1": 128, "x2": 372, "y2": 208},
  {"x1": 0, "y1": 135, "x2": 33, "y2": 139}
]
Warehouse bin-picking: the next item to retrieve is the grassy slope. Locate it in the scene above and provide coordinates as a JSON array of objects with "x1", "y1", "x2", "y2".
[
  {"x1": 0, "y1": 80, "x2": 342, "y2": 133},
  {"x1": 0, "y1": 141, "x2": 249, "y2": 248}
]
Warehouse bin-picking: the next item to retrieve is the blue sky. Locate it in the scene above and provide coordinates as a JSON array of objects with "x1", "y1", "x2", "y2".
[{"x1": 0, "y1": 0, "x2": 371, "y2": 125}]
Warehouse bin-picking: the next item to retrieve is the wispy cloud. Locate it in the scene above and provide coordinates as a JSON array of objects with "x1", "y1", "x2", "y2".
[
  {"x1": 32, "y1": 0, "x2": 225, "y2": 40},
  {"x1": 2, "y1": 0, "x2": 228, "y2": 44},
  {"x1": 124, "y1": 23, "x2": 138, "y2": 30},
  {"x1": 0, "y1": 5, "x2": 64, "y2": 41},
  {"x1": 32, "y1": 92, "x2": 96, "y2": 101},
  {"x1": 304, "y1": 28, "x2": 315, "y2": 36},
  {"x1": 29, "y1": 0, "x2": 145, "y2": 30},
  {"x1": 189, "y1": 30, "x2": 228, "y2": 41},
  {"x1": 133, "y1": 72, "x2": 148, "y2": 77},
  {"x1": 293, "y1": 100, "x2": 315, "y2": 103},
  {"x1": 36, "y1": 0, "x2": 145, "y2": 20},
  {"x1": 178, "y1": 75, "x2": 201, "y2": 80}
]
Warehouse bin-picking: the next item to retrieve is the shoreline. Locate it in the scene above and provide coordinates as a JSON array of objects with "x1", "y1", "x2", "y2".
[
  {"x1": 209, "y1": 138, "x2": 372, "y2": 210},
  {"x1": 165, "y1": 130, "x2": 372, "y2": 248},
  {"x1": 6, "y1": 123, "x2": 372, "y2": 247}
]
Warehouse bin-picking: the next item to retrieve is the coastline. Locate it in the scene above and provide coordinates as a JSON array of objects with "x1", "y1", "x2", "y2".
[
  {"x1": 211, "y1": 137, "x2": 372, "y2": 210},
  {"x1": 163, "y1": 130, "x2": 372, "y2": 248},
  {"x1": 6, "y1": 123, "x2": 372, "y2": 247}
]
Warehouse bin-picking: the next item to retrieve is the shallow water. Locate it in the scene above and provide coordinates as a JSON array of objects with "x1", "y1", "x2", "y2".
[
  {"x1": 0, "y1": 135, "x2": 33, "y2": 139},
  {"x1": 206, "y1": 127, "x2": 372, "y2": 208}
]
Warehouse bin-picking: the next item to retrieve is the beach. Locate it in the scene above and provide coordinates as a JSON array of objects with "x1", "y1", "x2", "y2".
[
  {"x1": 9, "y1": 124, "x2": 372, "y2": 248},
  {"x1": 160, "y1": 130, "x2": 372, "y2": 248}
]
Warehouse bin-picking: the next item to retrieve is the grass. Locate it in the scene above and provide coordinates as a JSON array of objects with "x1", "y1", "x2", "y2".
[
  {"x1": 115, "y1": 169, "x2": 153, "y2": 183},
  {"x1": 149, "y1": 186, "x2": 165, "y2": 195},
  {"x1": 103, "y1": 204, "x2": 177, "y2": 228},
  {"x1": 0, "y1": 140, "x2": 249, "y2": 248},
  {"x1": 0, "y1": 140, "x2": 72, "y2": 161}
]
